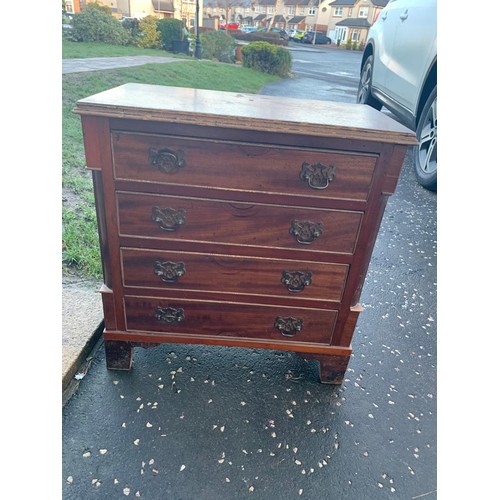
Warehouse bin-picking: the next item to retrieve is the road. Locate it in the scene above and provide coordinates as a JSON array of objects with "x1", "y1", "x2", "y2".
[{"x1": 262, "y1": 44, "x2": 363, "y2": 103}]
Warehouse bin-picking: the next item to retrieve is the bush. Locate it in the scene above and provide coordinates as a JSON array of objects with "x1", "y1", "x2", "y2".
[
  {"x1": 157, "y1": 18, "x2": 185, "y2": 51},
  {"x1": 72, "y1": 3, "x2": 130, "y2": 45},
  {"x1": 229, "y1": 30, "x2": 287, "y2": 46},
  {"x1": 241, "y1": 41, "x2": 291, "y2": 77},
  {"x1": 200, "y1": 30, "x2": 236, "y2": 63},
  {"x1": 137, "y1": 15, "x2": 161, "y2": 49}
]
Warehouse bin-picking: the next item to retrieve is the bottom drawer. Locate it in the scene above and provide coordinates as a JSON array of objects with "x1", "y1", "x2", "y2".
[{"x1": 124, "y1": 296, "x2": 337, "y2": 345}]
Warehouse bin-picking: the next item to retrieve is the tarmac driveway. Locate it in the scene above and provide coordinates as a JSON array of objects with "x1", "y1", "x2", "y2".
[{"x1": 62, "y1": 53, "x2": 437, "y2": 499}]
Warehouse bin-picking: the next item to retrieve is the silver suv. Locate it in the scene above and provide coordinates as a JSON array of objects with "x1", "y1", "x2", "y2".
[{"x1": 357, "y1": 0, "x2": 437, "y2": 191}]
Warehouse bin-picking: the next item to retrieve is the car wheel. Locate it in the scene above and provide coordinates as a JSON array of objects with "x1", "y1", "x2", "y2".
[
  {"x1": 414, "y1": 86, "x2": 437, "y2": 191},
  {"x1": 357, "y1": 55, "x2": 382, "y2": 110}
]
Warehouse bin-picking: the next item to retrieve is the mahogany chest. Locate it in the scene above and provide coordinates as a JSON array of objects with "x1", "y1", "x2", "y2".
[{"x1": 75, "y1": 83, "x2": 416, "y2": 384}]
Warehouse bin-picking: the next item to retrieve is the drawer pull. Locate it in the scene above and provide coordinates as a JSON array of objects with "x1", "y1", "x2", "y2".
[
  {"x1": 153, "y1": 260, "x2": 186, "y2": 283},
  {"x1": 290, "y1": 220, "x2": 323, "y2": 244},
  {"x1": 155, "y1": 306, "x2": 185, "y2": 324},
  {"x1": 151, "y1": 206, "x2": 186, "y2": 231},
  {"x1": 300, "y1": 162, "x2": 336, "y2": 190},
  {"x1": 149, "y1": 147, "x2": 185, "y2": 173},
  {"x1": 281, "y1": 270, "x2": 313, "y2": 293},
  {"x1": 274, "y1": 316, "x2": 304, "y2": 337}
]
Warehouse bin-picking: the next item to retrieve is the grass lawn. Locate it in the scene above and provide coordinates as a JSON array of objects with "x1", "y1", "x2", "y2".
[
  {"x1": 62, "y1": 38, "x2": 189, "y2": 59},
  {"x1": 62, "y1": 41, "x2": 281, "y2": 279}
]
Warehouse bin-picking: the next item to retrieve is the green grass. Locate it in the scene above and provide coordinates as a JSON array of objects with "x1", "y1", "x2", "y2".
[
  {"x1": 62, "y1": 46, "x2": 280, "y2": 279},
  {"x1": 62, "y1": 38, "x2": 186, "y2": 59}
]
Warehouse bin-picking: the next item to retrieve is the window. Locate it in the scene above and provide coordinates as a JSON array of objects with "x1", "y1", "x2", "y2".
[
  {"x1": 300, "y1": 8, "x2": 305, "y2": 15},
  {"x1": 334, "y1": 7, "x2": 342, "y2": 16},
  {"x1": 288, "y1": 6, "x2": 294, "y2": 15},
  {"x1": 65, "y1": 0, "x2": 74, "y2": 14},
  {"x1": 359, "y1": 7, "x2": 368, "y2": 17},
  {"x1": 268, "y1": 6, "x2": 274, "y2": 14},
  {"x1": 351, "y1": 29, "x2": 359, "y2": 41},
  {"x1": 348, "y1": 8, "x2": 352, "y2": 17},
  {"x1": 308, "y1": 7, "x2": 316, "y2": 15}
]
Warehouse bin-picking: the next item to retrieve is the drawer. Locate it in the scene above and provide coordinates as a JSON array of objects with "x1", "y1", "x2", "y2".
[
  {"x1": 124, "y1": 295, "x2": 337, "y2": 344},
  {"x1": 121, "y1": 248, "x2": 349, "y2": 302},
  {"x1": 117, "y1": 192, "x2": 363, "y2": 255},
  {"x1": 111, "y1": 132, "x2": 377, "y2": 202}
]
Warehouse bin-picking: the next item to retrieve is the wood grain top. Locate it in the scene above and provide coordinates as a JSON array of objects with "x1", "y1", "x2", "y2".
[{"x1": 74, "y1": 83, "x2": 418, "y2": 145}]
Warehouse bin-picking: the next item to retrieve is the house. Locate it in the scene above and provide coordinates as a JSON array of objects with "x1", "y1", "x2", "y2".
[
  {"x1": 246, "y1": 0, "x2": 336, "y2": 34},
  {"x1": 327, "y1": 0, "x2": 387, "y2": 46},
  {"x1": 203, "y1": 0, "x2": 253, "y2": 25},
  {"x1": 92, "y1": 0, "x2": 204, "y2": 29},
  {"x1": 65, "y1": 0, "x2": 82, "y2": 14}
]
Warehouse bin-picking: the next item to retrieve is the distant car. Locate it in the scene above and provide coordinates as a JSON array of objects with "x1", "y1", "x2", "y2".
[
  {"x1": 357, "y1": 0, "x2": 437, "y2": 190},
  {"x1": 220, "y1": 23, "x2": 239, "y2": 30},
  {"x1": 291, "y1": 30, "x2": 306, "y2": 42},
  {"x1": 241, "y1": 26, "x2": 257, "y2": 33},
  {"x1": 302, "y1": 32, "x2": 332, "y2": 45}
]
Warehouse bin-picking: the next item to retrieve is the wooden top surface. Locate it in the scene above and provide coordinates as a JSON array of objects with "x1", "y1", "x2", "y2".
[{"x1": 74, "y1": 83, "x2": 418, "y2": 145}]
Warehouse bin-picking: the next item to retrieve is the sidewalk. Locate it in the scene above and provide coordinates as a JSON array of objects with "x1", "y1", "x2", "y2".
[{"x1": 62, "y1": 55, "x2": 180, "y2": 74}]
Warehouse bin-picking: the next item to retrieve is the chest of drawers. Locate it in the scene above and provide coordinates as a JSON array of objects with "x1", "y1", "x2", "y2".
[{"x1": 75, "y1": 83, "x2": 416, "y2": 384}]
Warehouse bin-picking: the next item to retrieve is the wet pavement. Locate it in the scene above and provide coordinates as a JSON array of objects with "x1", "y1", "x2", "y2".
[
  {"x1": 62, "y1": 55, "x2": 180, "y2": 74},
  {"x1": 62, "y1": 53, "x2": 437, "y2": 499}
]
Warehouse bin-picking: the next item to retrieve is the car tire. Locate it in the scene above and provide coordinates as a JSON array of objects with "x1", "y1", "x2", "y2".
[
  {"x1": 414, "y1": 86, "x2": 437, "y2": 191},
  {"x1": 357, "y1": 55, "x2": 382, "y2": 110}
]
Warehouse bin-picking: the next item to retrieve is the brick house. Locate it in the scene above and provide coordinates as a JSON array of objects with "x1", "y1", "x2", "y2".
[
  {"x1": 327, "y1": 0, "x2": 387, "y2": 46},
  {"x1": 93, "y1": 0, "x2": 203, "y2": 29}
]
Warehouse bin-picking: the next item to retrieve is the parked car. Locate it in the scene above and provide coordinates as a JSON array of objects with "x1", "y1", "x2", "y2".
[
  {"x1": 220, "y1": 23, "x2": 239, "y2": 30},
  {"x1": 357, "y1": 0, "x2": 437, "y2": 190},
  {"x1": 241, "y1": 26, "x2": 257, "y2": 33},
  {"x1": 302, "y1": 32, "x2": 332, "y2": 45},
  {"x1": 291, "y1": 30, "x2": 306, "y2": 42}
]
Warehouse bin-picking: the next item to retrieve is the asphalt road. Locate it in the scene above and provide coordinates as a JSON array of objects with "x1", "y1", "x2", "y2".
[
  {"x1": 62, "y1": 47, "x2": 437, "y2": 499},
  {"x1": 267, "y1": 44, "x2": 364, "y2": 103}
]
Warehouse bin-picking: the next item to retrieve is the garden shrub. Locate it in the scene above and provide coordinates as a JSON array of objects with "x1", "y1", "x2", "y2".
[
  {"x1": 157, "y1": 18, "x2": 185, "y2": 51},
  {"x1": 200, "y1": 30, "x2": 236, "y2": 63},
  {"x1": 241, "y1": 41, "x2": 292, "y2": 77},
  {"x1": 137, "y1": 15, "x2": 161, "y2": 49},
  {"x1": 71, "y1": 3, "x2": 130, "y2": 45},
  {"x1": 228, "y1": 30, "x2": 287, "y2": 46}
]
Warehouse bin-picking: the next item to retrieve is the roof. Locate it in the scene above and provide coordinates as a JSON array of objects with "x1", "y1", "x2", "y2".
[
  {"x1": 253, "y1": 13, "x2": 266, "y2": 20},
  {"x1": 283, "y1": 0, "x2": 319, "y2": 6},
  {"x1": 271, "y1": 15, "x2": 287, "y2": 22},
  {"x1": 329, "y1": 0, "x2": 357, "y2": 6},
  {"x1": 329, "y1": 0, "x2": 388, "y2": 6},
  {"x1": 335, "y1": 17, "x2": 371, "y2": 27},
  {"x1": 288, "y1": 15, "x2": 306, "y2": 23}
]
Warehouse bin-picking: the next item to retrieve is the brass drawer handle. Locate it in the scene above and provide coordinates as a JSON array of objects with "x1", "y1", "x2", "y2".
[
  {"x1": 275, "y1": 316, "x2": 304, "y2": 337},
  {"x1": 153, "y1": 260, "x2": 186, "y2": 283},
  {"x1": 155, "y1": 305, "x2": 185, "y2": 324},
  {"x1": 290, "y1": 220, "x2": 323, "y2": 244},
  {"x1": 151, "y1": 206, "x2": 186, "y2": 231},
  {"x1": 300, "y1": 162, "x2": 336, "y2": 190},
  {"x1": 281, "y1": 270, "x2": 313, "y2": 293},
  {"x1": 149, "y1": 147, "x2": 185, "y2": 173}
]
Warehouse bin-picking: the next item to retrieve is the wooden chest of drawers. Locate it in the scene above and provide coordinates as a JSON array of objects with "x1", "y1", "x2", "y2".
[{"x1": 75, "y1": 83, "x2": 416, "y2": 384}]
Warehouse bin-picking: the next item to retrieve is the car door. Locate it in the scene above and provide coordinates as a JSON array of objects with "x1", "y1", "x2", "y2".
[
  {"x1": 382, "y1": 0, "x2": 436, "y2": 113},
  {"x1": 370, "y1": 0, "x2": 401, "y2": 90}
]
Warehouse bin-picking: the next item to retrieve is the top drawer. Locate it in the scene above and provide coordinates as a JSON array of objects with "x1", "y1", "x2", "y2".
[{"x1": 111, "y1": 132, "x2": 377, "y2": 203}]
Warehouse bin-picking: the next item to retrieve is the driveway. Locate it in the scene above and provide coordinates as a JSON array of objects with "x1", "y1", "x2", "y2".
[{"x1": 62, "y1": 48, "x2": 437, "y2": 499}]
